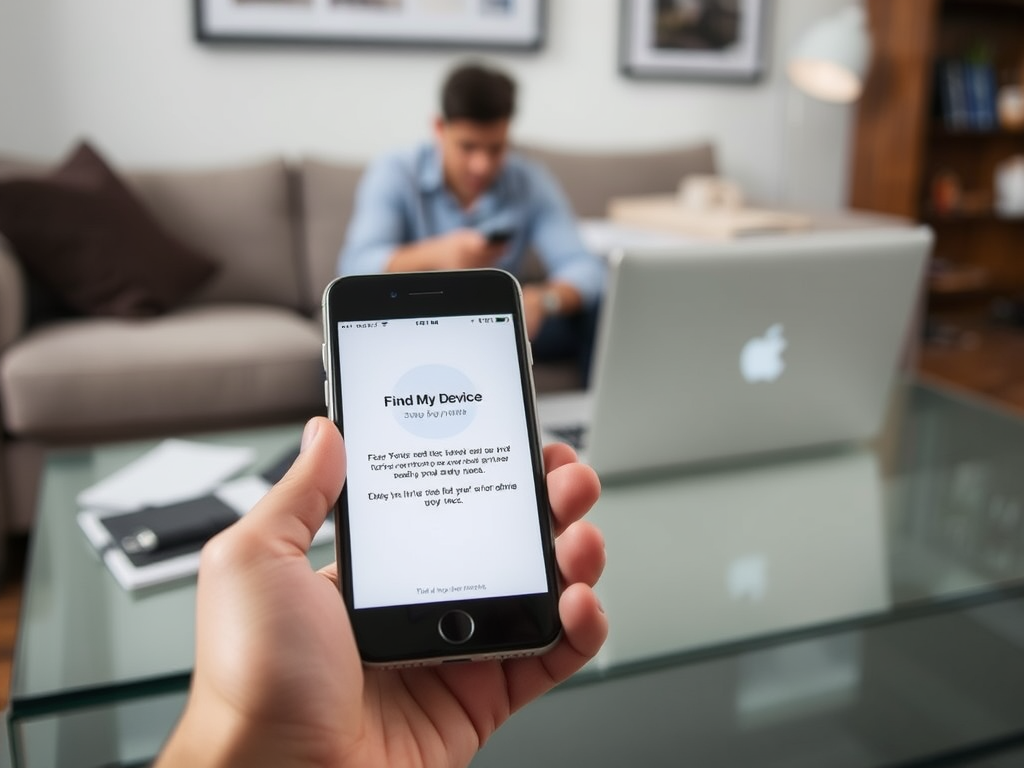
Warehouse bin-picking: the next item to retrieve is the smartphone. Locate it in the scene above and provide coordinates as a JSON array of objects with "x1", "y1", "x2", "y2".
[
  {"x1": 486, "y1": 228, "x2": 515, "y2": 245},
  {"x1": 322, "y1": 269, "x2": 561, "y2": 667}
]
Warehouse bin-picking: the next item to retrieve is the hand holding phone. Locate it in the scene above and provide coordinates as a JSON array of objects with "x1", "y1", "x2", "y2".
[
  {"x1": 158, "y1": 415, "x2": 607, "y2": 768},
  {"x1": 322, "y1": 269, "x2": 563, "y2": 666},
  {"x1": 432, "y1": 230, "x2": 504, "y2": 270}
]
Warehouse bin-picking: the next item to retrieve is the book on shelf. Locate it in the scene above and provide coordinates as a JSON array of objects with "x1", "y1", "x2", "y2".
[
  {"x1": 937, "y1": 58, "x2": 998, "y2": 131},
  {"x1": 938, "y1": 59, "x2": 970, "y2": 130},
  {"x1": 966, "y1": 60, "x2": 997, "y2": 130}
]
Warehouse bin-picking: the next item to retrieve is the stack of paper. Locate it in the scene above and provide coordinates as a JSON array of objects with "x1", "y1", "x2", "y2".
[
  {"x1": 77, "y1": 439, "x2": 331, "y2": 591},
  {"x1": 608, "y1": 195, "x2": 811, "y2": 240}
]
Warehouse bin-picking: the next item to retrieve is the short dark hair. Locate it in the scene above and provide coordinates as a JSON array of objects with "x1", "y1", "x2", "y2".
[{"x1": 441, "y1": 62, "x2": 516, "y2": 123}]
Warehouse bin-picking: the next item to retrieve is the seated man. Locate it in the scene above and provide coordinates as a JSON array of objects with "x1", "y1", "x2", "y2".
[{"x1": 338, "y1": 61, "x2": 604, "y2": 383}]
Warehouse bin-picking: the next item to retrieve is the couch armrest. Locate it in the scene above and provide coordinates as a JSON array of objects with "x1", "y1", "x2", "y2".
[{"x1": 0, "y1": 237, "x2": 26, "y2": 351}]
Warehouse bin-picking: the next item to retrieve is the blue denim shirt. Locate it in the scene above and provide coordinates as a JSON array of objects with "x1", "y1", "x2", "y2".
[{"x1": 337, "y1": 142, "x2": 605, "y2": 305}]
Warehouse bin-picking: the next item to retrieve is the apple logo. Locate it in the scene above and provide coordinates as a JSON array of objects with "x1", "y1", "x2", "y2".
[
  {"x1": 740, "y1": 324, "x2": 786, "y2": 383},
  {"x1": 726, "y1": 555, "x2": 768, "y2": 601}
]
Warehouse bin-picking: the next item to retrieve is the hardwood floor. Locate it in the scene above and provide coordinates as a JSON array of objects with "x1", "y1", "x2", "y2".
[
  {"x1": 0, "y1": 536, "x2": 26, "y2": 710},
  {"x1": 0, "y1": 313, "x2": 1022, "y2": 713}
]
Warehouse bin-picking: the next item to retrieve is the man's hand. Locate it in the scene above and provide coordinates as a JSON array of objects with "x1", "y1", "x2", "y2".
[
  {"x1": 156, "y1": 417, "x2": 607, "y2": 768},
  {"x1": 521, "y1": 282, "x2": 583, "y2": 341},
  {"x1": 439, "y1": 230, "x2": 506, "y2": 269},
  {"x1": 388, "y1": 229, "x2": 507, "y2": 272},
  {"x1": 521, "y1": 284, "x2": 548, "y2": 340}
]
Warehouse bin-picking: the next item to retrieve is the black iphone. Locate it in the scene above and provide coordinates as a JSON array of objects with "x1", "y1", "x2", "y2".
[
  {"x1": 321, "y1": 269, "x2": 562, "y2": 667},
  {"x1": 486, "y1": 228, "x2": 515, "y2": 245}
]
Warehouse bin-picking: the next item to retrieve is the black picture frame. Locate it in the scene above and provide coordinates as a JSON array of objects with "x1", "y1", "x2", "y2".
[
  {"x1": 620, "y1": 0, "x2": 770, "y2": 82},
  {"x1": 194, "y1": 0, "x2": 546, "y2": 50}
]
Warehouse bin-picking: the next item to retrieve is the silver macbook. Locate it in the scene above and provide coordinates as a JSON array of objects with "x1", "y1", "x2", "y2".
[{"x1": 538, "y1": 226, "x2": 932, "y2": 478}]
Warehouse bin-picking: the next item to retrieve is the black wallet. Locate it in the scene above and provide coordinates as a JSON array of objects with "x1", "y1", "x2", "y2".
[
  {"x1": 99, "y1": 496, "x2": 240, "y2": 567},
  {"x1": 260, "y1": 444, "x2": 301, "y2": 485}
]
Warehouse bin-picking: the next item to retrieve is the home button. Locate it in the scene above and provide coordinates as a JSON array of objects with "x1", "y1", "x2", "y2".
[{"x1": 438, "y1": 610, "x2": 475, "y2": 645}]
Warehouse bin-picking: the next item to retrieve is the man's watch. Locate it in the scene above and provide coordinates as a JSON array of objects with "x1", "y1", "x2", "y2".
[{"x1": 541, "y1": 288, "x2": 562, "y2": 316}]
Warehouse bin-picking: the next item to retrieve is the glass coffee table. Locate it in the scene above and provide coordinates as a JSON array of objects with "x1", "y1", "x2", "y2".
[
  {"x1": 5, "y1": 424, "x2": 330, "y2": 768},
  {"x1": 8, "y1": 382, "x2": 1024, "y2": 767}
]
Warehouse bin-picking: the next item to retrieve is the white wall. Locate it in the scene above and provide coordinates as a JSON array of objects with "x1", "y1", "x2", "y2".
[{"x1": 0, "y1": 0, "x2": 856, "y2": 208}]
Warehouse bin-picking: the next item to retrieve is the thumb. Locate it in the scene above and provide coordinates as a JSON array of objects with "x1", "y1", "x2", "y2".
[{"x1": 239, "y1": 417, "x2": 346, "y2": 555}]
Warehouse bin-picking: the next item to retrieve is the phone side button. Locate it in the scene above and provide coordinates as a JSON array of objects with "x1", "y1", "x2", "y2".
[
  {"x1": 527, "y1": 341, "x2": 534, "y2": 367},
  {"x1": 438, "y1": 610, "x2": 475, "y2": 645},
  {"x1": 324, "y1": 381, "x2": 330, "y2": 410}
]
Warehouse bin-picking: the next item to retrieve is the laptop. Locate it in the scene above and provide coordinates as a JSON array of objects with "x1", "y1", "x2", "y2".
[{"x1": 537, "y1": 226, "x2": 932, "y2": 478}]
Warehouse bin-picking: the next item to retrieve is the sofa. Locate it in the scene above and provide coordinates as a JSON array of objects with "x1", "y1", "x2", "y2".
[{"x1": 0, "y1": 141, "x2": 718, "y2": 533}]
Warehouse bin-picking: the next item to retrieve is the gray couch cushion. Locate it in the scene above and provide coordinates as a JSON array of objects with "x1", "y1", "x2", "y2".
[
  {"x1": 0, "y1": 305, "x2": 323, "y2": 440},
  {"x1": 0, "y1": 143, "x2": 219, "y2": 318},
  {"x1": 0, "y1": 156, "x2": 46, "y2": 180},
  {"x1": 298, "y1": 156, "x2": 363, "y2": 313},
  {"x1": 0, "y1": 241, "x2": 24, "y2": 352},
  {"x1": 128, "y1": 159, "x2": 304, "y2": 312},
  {"x1": 519, "y1": 142, "x2": 717, "y2": 218}
]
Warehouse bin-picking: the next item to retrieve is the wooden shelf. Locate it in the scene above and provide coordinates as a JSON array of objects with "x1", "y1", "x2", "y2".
[
  {"x1": 943, "y1": 0, "x2": 1024, "y2": 14},
  {"x1": 853, "y1": 0, "x2": 1024, "y2": 408},
  {"x1": 930, "y1": 128, "x2": 1024, "y2": 139},
  {"x1": 923, "y1": 210, "x2": 1024, "y2": 223},
  {"x1": 929, "y1": 263, "x2": 992, "y2": 295}
]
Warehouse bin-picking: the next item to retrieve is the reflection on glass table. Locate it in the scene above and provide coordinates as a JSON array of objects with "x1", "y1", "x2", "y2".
[
  {"x1": 9, "y1": 382, "x2": 1024, "y2": 767},
  {"x1": 589, "y1": 447, "x2": 887, "y2": 670},
  {"x1": 473, "y1": 382, "x2": 1024, "y2": 767}
]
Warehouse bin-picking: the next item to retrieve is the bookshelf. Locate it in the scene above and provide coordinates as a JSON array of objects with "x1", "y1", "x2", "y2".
[
  {"x1": 852, "y1": 0, "x2": 1024, "y2": 278},
  {"x1": 852, "y1": 4, "x2": 1024, "y2": 272},
  {"x1": 850, "y1": 0, "x2": 1024, "y2": 406}
]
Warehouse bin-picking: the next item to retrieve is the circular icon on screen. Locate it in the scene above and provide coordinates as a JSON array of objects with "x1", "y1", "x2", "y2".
[{"x1": 391, "y1": 365, "x2": 479, "y2": 439}]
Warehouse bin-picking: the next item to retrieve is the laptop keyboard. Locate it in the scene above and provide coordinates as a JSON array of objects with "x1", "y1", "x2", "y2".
[{"x1": 546, "y1": 425, "x2": 588, "y2": 451}]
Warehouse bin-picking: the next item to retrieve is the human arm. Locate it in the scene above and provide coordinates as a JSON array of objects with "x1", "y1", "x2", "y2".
[
  {"x1": 523, "y1": 162, "x2": 605, "y2": 310},
  {"x1": 155, "y1": 417, "x2": 607, "y2": 768}
]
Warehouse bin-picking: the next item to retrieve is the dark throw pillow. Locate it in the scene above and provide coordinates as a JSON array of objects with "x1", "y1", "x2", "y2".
[{"x1": 0, "y1": 142, "x2": 218, "y2": 317}]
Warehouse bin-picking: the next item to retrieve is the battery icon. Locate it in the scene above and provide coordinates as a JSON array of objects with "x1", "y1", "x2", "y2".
[{"x1": 495, "y1": 316, "x2": 508, "y2": 323}]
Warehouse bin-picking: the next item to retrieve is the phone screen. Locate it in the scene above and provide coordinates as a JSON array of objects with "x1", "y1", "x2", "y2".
[{"x1": 335, "y1": 312, "x2": 548, "y2": 611}]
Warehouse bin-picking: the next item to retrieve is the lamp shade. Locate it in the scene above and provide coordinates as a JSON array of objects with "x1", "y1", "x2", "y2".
[{"x1": 787, "y1": 5, "x2": 872, "y2": 103}]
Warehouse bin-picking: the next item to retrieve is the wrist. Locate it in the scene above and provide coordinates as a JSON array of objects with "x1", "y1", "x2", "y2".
[
  {"x1": 157, "y1": 693, "x2": 327, "y2": 768},
  {"x1": 540, "y1": 287, "x2": 563, "y2": 317}
]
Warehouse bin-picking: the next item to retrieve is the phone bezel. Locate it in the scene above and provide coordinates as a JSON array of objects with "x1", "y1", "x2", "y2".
[{"x1": 322, "y1": 269, "x2": 561, "y2": 666}]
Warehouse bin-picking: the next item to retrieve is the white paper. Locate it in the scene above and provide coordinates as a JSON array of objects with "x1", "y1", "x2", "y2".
[
  {"x1": 578, "y1": 218, "x2": 698, "y2": 256},
  {"x1": 76, "y1": 439, "x2": 256, "y2": 512},
  {"x1": 215, "y1": 475, "x2": 273, "y2": 515}
]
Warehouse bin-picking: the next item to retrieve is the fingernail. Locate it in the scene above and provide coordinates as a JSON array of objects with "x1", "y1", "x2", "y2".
[{"x1": 300, "y1": 418, "x2": 320, "y2": 453}]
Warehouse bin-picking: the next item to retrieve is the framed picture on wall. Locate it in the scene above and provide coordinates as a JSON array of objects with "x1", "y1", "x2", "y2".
[
  {"x1": 620, "y1": 0, "x2": 769, "y2": 81},
  {"x1": 194, "y1": 0, "x2": 546, "y2": 50}
]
